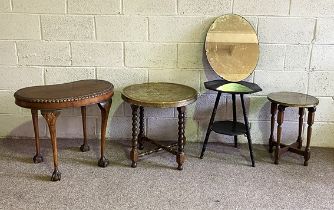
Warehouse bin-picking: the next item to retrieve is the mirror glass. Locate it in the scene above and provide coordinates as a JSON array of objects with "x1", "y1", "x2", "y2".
[{"x1": 205, "y1": 14, "x2": 259, "y2": 82}]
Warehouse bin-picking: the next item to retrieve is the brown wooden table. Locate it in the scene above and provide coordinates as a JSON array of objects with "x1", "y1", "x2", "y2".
[
  {"x1": 267, "y1": 92, "x2": 319, "y2": 166},
  {"x1": 14, "y1": 80, "x2": 114, "y2": 181},
  {"x1": 121, "y1": 82, "x2": 197, "y2": 170}
]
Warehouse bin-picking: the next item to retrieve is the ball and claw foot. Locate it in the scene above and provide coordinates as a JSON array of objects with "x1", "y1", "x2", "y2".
[
  {"x1": 131, "y1": 161, "x2": 137, "y2": 168},
  {"x1": 33, "y1": 155, "x2": 43, "y2": 163},
  {"x1": 51, "y1": 169, "x2": 61, "y2": 181},
  {"x1": 177, "y1": 165, "x2": 183, "y2": 171},
  {"x1": 80, "y1": 144, "x2": 90, "y2": 152},
  {"x1": 98, "y1": 157, "x2": 109, "y2": 167}
]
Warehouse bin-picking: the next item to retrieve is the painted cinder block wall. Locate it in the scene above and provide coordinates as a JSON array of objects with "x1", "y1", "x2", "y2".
[{"x1": 0, "y1": 0, "x2": 333, "y2": 147}]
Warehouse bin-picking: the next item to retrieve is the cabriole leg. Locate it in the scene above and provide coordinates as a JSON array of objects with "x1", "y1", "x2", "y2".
[
  {"x1": 97, "y1": 99, "x2": 112, "y2": 167},
  {"x1": 41, "y1": 110, "x2": 61, "y2": 181},
  {"x1": 31, "y1": 109, "x2": 43, "y2": 163},
  {"x1": 80, "y1": 106, "x2": 90, "y2": 152}
]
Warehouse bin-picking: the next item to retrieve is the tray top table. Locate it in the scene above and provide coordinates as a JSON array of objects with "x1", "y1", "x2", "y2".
[
  {"x1": 267, "y1": 92, "x2": 319, "y2": 166},
  {"x1": 121, "y1": 82, "x2": 198, "y2": 170},
  {"x1": 14, "y1": 80, "x2": 114, "y2": 181}
]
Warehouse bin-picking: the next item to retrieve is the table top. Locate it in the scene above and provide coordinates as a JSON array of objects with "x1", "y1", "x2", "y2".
[
  {"x1": 14, "y1": 80, "x2": 114, "y2": 109},
  {"x1": 204, "y1": 80, "x2": 262, "y2": 94},
  {"x1": 267, "y1": 92, "x2": 319, "y2": 108},
  {"x1": 121, "y1": 82, "x2": 198, "y2": 108}
]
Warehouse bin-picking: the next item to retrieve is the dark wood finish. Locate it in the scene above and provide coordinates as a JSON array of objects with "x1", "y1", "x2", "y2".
[
  {"x1": 14, "y1": 80, "x2": 114, "y2": 181},
  {"x1": 269, "y1": 103, "x2": 277, "y2": 153},
  {"x1": 177, "y1": 106, "x2": 186, "y2": 170},
  {"x1": 275, "y1": 105, "x2": 285, "y2": 165},
  {"x1": 80, "y1": 106, "x2": 90, "y2": 152},
  {"x1": 130, "y1": 104, "x2": 139, "y2": 168},
  {"x1": 31, "y1": 109, "x2": 43, "y2": 163},
  {"x1": 200, "y1": 90, "x2": 257, "y2": 167},
  {"x1": 138, "y1": 106, "x2": 145, "y2": 150},
  {"x1": 297, "y1": 108, "x2": 304, "y2": 149},
  {"x1": 204, "y1": 80, "x2": 262, "y2": 94},
  {"x1": 268, "y1": 92, "x2": 318, "y2": 166},
  {"x1": 200, "y1": 92, "x2": 221, "y2": 159},
  {"x1": 304, "y1": 107, "x2": 316, "y2": 166},
  {"x1": 97, "y1": 100, "x2": 112, "y2": 167},
  {"x1": 41, "y1": 110, "x2": 61, "y2": 181},
  {"x1": 241, "y1": 94, "x2": 255, "y2": 167},
  {"x1": 232, "y1": 94, "x2": 238, "y2": 148}
]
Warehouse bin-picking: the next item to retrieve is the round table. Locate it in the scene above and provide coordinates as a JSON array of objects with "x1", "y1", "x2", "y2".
[
  {"x1": 121, "y1": 82, "x2": 197, "y2": 170},
  {"x1": 267, "y1": 92, "x2": 319, "y2": 166}
]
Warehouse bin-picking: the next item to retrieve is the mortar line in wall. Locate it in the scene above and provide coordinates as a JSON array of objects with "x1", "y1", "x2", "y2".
[
  {"x1": 146, "y1": 17, "x2": 150, "y2": 41},
  {"x1": 39, "y1": 15, "x2": 43, "y2": 40},
  {"x1": 122, "y1": 42, "x2": 126, "y2": 67},
  {"x1": 93, "y1": 16, "x2": 98, "y2": 40},
  {"x1": 42, "y1": 67, "x2": 46, "y2": 85},
  {"x1": 120, "y1": 0, "x2": 124, "y2": 15},
  {"x1": 288, "y1": 0, "x2": 292, "y2": 15},
  {"x1": 14, "y1": 41, "x2": 19, "y2": 64},
  {"x1": 95, "y1": 67, "x2": 98, "y2": 79},
  {"x1": 176, "y1": 0, "x2": 179, "y2": 14},
  {"x1": 231, "y1": 0, "x2": 235, "y2": 13},
  {"x1": 65, "y1": 0, "x2": 68, "y2": 14},
  {"x1": 282, "y1": 45, "x2": 287, "y2": 71},
  {"x1": 9, "y1": 0, "x2": 13, "y2": 11},
  {"x1": 69, "y1": 42, "x2": 73, "y2": 66}
]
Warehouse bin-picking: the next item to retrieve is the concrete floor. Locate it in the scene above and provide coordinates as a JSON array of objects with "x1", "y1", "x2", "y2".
[{"x1": 0, "y1": 138, "x2": 333, "y2": 209}]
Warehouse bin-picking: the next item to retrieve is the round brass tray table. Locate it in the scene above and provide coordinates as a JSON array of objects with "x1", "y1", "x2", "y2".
[
  {"x1": 121, "y1": 82, "x2": 198, "y2": 170},
  {"x1": 267, "y1": 92, "x2": 319, "y2": 166}
]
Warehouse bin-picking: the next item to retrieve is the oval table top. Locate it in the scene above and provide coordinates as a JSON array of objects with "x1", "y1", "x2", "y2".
[
  {"x1": 121, "y1": 82, "x2": 198, "y2": 108},
  {"x1": 267, "y1": 92, "x2": 319, "y2": 108},
  {"x1": 14, "y1": 80, "x2": 114, "y2": 109}
]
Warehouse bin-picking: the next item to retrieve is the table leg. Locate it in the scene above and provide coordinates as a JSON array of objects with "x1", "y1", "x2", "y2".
[
  {"x1": 297, "y1": 107, "x2": 305, "y2": 149},
  {"x1": 97, "y1": 100, "x2": 112, "y2": 167},
  {"x1": 138, "y1": 106, "x2": 145, "y2": 150},
  {"x1": 200, "y1": 92, "x2": 221, "y2": 159},
  {"x1": 304, "y1": 107, "x2": 315, "y2": 166},
  {"x1": 177, "y1": 106, "x2": 186, "y2": 170},
  {"x1": 241, "y1": 94, "x2": 255, "y2": 167},
  {"x1": 31, "y1": 109, "x2": 43, "y2": 163},
  {"x1": 232, "y1": 94, "x2": 238, "y2": 148},
  {"x1": 269, "y1": 103, "x2": 277, "y2": 153},
  {"x1": 80, "y1": 106, "x2": 90, "y2": 152},
  {"x1": 131, "y1": 104, "x2": 139, "y2": 168},
  {"x1": 275, "y1": 105, "x2": 285, "y2": 165},
  {"x1": 41, "y1": 110, "x2": 61, "y2": 181}
]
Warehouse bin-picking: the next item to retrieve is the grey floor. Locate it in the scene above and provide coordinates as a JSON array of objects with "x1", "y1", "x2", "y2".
[{"x1": 0, "y1": 138, "x2": 333, "y2": 209}]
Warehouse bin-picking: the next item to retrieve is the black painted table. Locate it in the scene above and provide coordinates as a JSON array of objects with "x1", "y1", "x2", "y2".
[{"x1": 200, "y1": 80, "x2": 262, "y2": 167}]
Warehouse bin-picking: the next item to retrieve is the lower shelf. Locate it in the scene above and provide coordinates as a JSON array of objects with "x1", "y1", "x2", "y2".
[{"x1": 211, "y1": 121, "x2": 246, "y2": 136}]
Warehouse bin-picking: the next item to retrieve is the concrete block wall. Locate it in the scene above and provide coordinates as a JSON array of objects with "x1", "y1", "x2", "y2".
[{"x1": 0, "y1": 0, "x2": 333, "y2": 147}]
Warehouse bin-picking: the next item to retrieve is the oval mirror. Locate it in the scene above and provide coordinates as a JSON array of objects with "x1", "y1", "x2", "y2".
[{"x1": 205, "y1": 14, "x2": 259, "y2": 82}]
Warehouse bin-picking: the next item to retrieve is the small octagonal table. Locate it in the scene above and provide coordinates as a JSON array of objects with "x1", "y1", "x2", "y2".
[
  {"x1": 267, "y1": 92, "x2": 319, "y2": 166},
  {"x1": 121, "y1": 82, "x2": 197, "y2": 170}
]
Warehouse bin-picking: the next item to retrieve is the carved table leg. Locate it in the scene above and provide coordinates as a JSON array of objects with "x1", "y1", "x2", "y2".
[
  {"x1": 177, "y1": 106, "x2": 186, "y2": 170},
  {"x1": 80, "y1": 106, "x2": 90, "y2": 152},
  {"x1": 130, "y1": 105, "x2": 139, "y2": 168},
  {"x1": 241, "y1": 94, "x2": 255, "y2": 167},
  {"x1": 41, "y1": 110, "x2": 61, "y2": 181},
  {"x1": 269, "y1": 103, "x2": 277, "y2": 153},
  {"x1": 97, "y1": 100, "x2": 112, "y2": 167},
  {"x1": 232, "y1": 94, "x2": 238, "y2": 148},
  {"x1": 200, "y1": 92, "x2": 221, "y2": 159},
  {"x1": 297, "y1": 107, "x2": 305, "y2": 149},
  {"x1": 304, "y1": 107, "x2": 315, "y2": 166},
  {"x1": 275, "y1": 105, "x2": 285, "y2": 165},
  {"x1": 31, "y1": 109, "x2": 43, "y2": 163},
  {"x1": 138, "y1": 106, "x2": 145, "y2": 150}
]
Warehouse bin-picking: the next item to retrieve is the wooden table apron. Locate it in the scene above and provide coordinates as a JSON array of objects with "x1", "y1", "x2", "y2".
[
  {"x1": 121, "y1": 82, "x2": 198, "y2": 170},
  {"x1": 14, "y1": 80, "x2": 114, "y2": 181}
]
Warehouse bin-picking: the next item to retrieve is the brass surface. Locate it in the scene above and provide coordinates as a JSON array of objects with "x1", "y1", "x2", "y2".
[
  {"x1": 268, "y1": 92, "x2": 319, "y2": 107},
  {"x1": 121, "y1": 82, "x2": 198, "y2": 108},
  {"x1": 205, "y1": 14, "x2": 259, "y2": 82}
]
